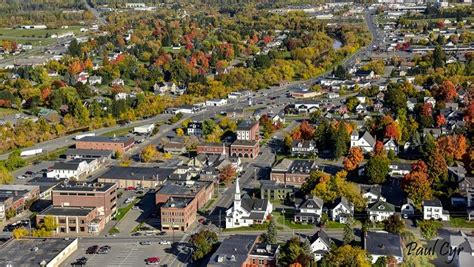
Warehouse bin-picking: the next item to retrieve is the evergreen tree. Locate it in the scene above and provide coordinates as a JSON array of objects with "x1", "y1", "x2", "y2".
[
  {"x1": 433, "y1": 45, "x2": 445, "y2": 68},
  {"x1": 332, "y1": 123, "x2": 348, "y2": 159},
  {"x1": 264, "y1": 218, "x2": 277, "y2": 244},
  {"x1": 68, "y1": 38, "x2": 81, "y2": 57},
  {"x1": 343, "y1": 218, "x2": 354, "y2": 245}
]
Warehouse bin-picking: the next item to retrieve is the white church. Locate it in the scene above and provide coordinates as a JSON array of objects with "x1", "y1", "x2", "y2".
[{"x1": 225, "y1": 178, "x2": 273, "y2": 228}]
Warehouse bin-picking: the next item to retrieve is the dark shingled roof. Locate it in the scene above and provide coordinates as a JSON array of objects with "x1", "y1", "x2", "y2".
[
  {"x1": 208, "y1": 235, "x2": 256, "y2": 267},
  {"x1": 364, "y1": 231, "x2": 402, "y2": 258},
  {"x1": 100, "y1": 166, "x2": 174, "y2": 181},
  {"x1": 423, "y1": 198, "x2": 443, "y2": 207},
  {"x1": 40, "y1": 206, "x2": 94, "y2": 217}
]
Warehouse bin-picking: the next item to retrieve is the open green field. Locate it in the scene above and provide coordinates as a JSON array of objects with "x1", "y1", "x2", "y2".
[
  {"x1": 0, "y1": 108, "x2": 16, "y2": 117},
  {"x1": 0, "y1": 26, "x2": 85, "y2": 45}
]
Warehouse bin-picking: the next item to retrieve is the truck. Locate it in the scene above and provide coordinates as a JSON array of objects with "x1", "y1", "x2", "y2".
[
  {"x1": 75, "y1": 133, "x2": 96, "y2": 140},
  {"x1": 133, "y1": 124, "x2": 155, "y2": 135},
  {"x1": 20, "y1": 149, "x2": 43, "y2": 157}
]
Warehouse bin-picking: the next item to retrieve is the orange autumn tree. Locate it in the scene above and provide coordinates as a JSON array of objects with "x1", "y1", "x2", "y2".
[
  {"x1": 299, "y1": 120, "x2": 315, "y2": 140},
  {"x1": 374, "y1": 141, "x2": 385, "y2": 156},
  {"x1": 436, "y1": 114, "x2": 446, "y2": 128},
  {"x1": 343, "y1": 147, "x2": 364, "y2": 171},
  {"x1": 219, "y1": 164, "x2": 236, "y2": 186},
  {"x1": 437, "y1": 134, "x2": 467, "y2": 161},
  {"x1": 401, "y1": 160, "x2": 432, "y2": 208}
]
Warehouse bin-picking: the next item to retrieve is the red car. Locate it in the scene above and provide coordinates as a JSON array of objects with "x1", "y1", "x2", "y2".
[
  {"x1": 198, "y1": 218, "x2": 206, "y2": 224},
  {"x1": 145, "y1": 257, "x2": 160, "y2": 265},
  {"x1": 126, "y1": 186, "x2": 136, "y2": 191}
]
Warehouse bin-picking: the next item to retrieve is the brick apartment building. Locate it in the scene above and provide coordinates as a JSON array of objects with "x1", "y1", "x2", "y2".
[
  {"x1": 160, "y1": 197, "x2": 196, "y2": 232},
  {"x1": 196, "y1": 142, "x2": 230, "y2": 155},
  {"x1": 270, "y1": 159, "x2": 318, "y2": 187},
  {"x1": 36, "y1": 181, "x2": 117, "y2": 235},
  {"x1": 156, "y1": 181, "x2": 214, "y2": 232},
  {"x1": 75, "y1": 136, "x2": 134, "y2": 154}
]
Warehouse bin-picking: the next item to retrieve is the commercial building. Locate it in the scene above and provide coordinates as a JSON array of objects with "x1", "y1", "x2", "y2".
[
  {"x1": 155, "y1": 180, "x2": 214, "y2": 210},
  {"x1": 0, "y1": 238, "x2": 78, "y2": 267},
  {"x1": 36, "y1": 181, "x2": 117, "y2": 235},
  {"x1": 0, "y1": 185, "x2": 40, "y2": 220},
  {"x1": 98, "y1": 166, "x2": 173, "y2": 188},
  {"x1": 160, "y1": 197, "x2": 196, "y2": 232},
  {"x1": 208, "y1": 235, "x2": 279, "y2": 267},
  {"x1": 230, "y1": 120, "x2": 260, "y2": 158},
  {"x1": 75, "y1": 136, "x2": 134, "y2": 154},
  {"x1": 270, "y1": 159, "x2": 318, "y2": 186}
]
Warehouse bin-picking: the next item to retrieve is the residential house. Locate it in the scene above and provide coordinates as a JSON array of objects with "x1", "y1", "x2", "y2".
[
  {"x1": 88, "y1": 75, "x2": 102, "y2": 85},
  {"x1": 355, "y1": 104, "x2": 366, "y2": 114},
  {"x1": 367, "y1": 200, "x2": 395, "y2": 222},
  {"x1": 400, "y1": 198, "x2": 415, "y2": 218},
  {"x1": 187, "y1": 121, "x2": 202, "y2": 136},
  {"x1": 291, "y1": 140, "x2": 317, "y2": 157},
  {"x1": 424, "y1": 96, "x2": 436, "y2": 107},
  {"x1": 388, "y1": 162, "x2": 411, "y2": 177},
  {"x1": 383, "y1": 138, "x2": 398, "y2": 154},
  {"x1": 270, "y1": 159, "x2": 318, "y2": 187},
  {"x1": 362, "y1": 186, "x2": 386, "y2": 204},
  {"x1": 163, "y1": 141, "x2": 186, "y2": 155},
  {"x1": 447, "y1": 231, "x2": 474, "y2": 266},
  {"x1": 294, "y1": 196, "x2": 324, "y2": 224},
  {"x1": 423, "y1": 198, "x2": 450, "y2": 221},
  {"x1": 350, "y1": 130, "x2": 376, "y2": 153},
  {"x1": 46, "y1": 159, "x2": 98, "y2": 179},
  {"x1": 406, "y1": 98, "x2": 417, "y2": 112},
  {"x1": 309, "y1": 230, "x2": 332, "y2": 261},
  {"x1": 206, "y1": 99, "x2": 227, "y2": 107},
  {"x1": 354, "y1": 69, "x2": 375, "y2": 80},
  {"x1": 328, "y1": 197, "x2": 354, "y2": 223},
  {"x1": 364, "y1": 231, "x2": 403, "y2": 264},
  {"x1": 111, "y1": 78, "x2": 124, "y2": 87},
  {"x1": 153, "y1": 82, "x2": 176, "y2": 95},
  {"x1": 225, "y1": 178, "x2": 272, "y2": 228}
]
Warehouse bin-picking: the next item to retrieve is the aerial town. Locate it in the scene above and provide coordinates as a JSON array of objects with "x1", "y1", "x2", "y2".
[{"x1": 0, "y1": 0, "x2": 473, "y2": 266}]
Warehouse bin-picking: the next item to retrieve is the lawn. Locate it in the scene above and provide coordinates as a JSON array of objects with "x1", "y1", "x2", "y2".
[
  {"x1": 101, "y1": 126, "x2": 134, "y2": 137},
  {"x1": 0, "y1": 108, "x2": 16, "y2": 117},
  {"x1": 325, "y1": 221, "x2": 346, "y2": 229},
  {"x1": 272, "y1": 211, "x2": 315, "y2": 230},
  {"x1": 449, "y1": 217, "x2": 474, "y2": 228},
  {"x1": 114, "y1": 200, "x2": 137, "y2": 221},
  {"x1": 0, "y1": 26, "x2": 85, "y2": 45}
]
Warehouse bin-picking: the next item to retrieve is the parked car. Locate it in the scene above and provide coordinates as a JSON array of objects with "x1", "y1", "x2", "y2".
[
  {"x1": 17, "y1": 175, "x2": 26, "y2": 180},
  {"x1": 159, "y1": 240, "x2": 171, "y2": 245},
  {"x1": 139, "y1": 241, "x2": 152, "y2": 245},
  {"x1": 86, "y1": 245, "x2": 99, "y2": 254},
  {"x1": 97, "y1": 246, "x2": 110, "y2": 254},
  {"x1": 131, "y1": 232, "x2": 142, "y2": 236},
  {"x1": 145, "y1": 257, "x2": 160, "y2": 265}
]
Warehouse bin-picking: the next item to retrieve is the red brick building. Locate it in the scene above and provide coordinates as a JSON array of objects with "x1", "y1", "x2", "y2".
[
  {"x1": 196, "y1": 142, "x2": 229, "y2": 155},
  {"x1": 270, "y1": 159, "x2": 318, "y2": 187},
  {"x1": 230, "y1": 120, "x2": 260, "y2": 158},
  {"x1": 160, "y1": 197, "x2": 196, "y2": 232},
  {"x1": 75, "y1": 136, "x2": 134, "y2": 154},
  {"x1": 37, "y1": 181, "x2": 118, "y2": 235},
  {"x1": 156, "y1": 181, "x2": 214, "y2": 232}
]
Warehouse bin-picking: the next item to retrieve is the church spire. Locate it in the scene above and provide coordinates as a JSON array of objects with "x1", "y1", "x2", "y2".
[{"x1": 235, "y1": 177, "x2": 241, "y2": 201}]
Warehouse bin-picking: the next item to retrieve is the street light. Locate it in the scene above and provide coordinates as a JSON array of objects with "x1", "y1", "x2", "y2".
[{"x1": 281, "y1": 209, "x2": 285, "y2": 229}]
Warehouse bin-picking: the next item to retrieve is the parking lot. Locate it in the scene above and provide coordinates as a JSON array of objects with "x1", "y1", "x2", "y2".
[{"x1": 62, "y1": 239, "x2": 188, "y2": 266}]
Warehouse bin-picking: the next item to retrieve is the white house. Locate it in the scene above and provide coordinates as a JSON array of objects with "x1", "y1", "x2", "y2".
[
  {"x1": 309, "y1": 230, "x2": 332, "y2": 261},
  {"x1": 111, "y1": 78, "x2": 124, "y2": 87},
  {"x1": 225, "y1": 178, "x2": 272, "y2": 228},
  {"x1": 423, "y1": 199, "x2": 450, "y2": 221},
  {"x1": 294, "y1": 196, "x2": 323, "y2": 224},
  {"x1": 327, "y1": 92, "x2": 340, "y2": 99},
  {"x1": 362, "y1": 186, "x2": 386, "y2": 204},
  {"x1": 401, "y1": 198, "x2": 415, "y2": 218},
  {"x1": 329, "y1": 197, "x2": 354, "y2": 223},
  {"x1": 46, "y1": 160, "x2": 93, "y2": 179},
  {"x1": 89, "y1": 75, "x2": 102, "y2": 85},
  {"x1": 424, "y1": 96, "x2": 436, "y2": 107},
  {"x1": 187, "y1": 121, "x2": 202, "y2": 136},
  {"x1": 351, "y1": 130, "x2": 376, "y2": 153},
  {"x1": 153, "y1": 82, "x2": 176, "y2": 95},
  {"x1": 206, "y1": 99, "x2": 227, "y2": 107},
  {"x1": 383, "y1": 138, "x2": 398, "y2": 154},
  {"x1": 364, "y1": 231, "x2": 403, "y2": 264},
  {"x1": 367, "y1": 200, "x2": 395, "y2": 222},
  {"x1": 114, "y1": 92, "x2": 129, "y2": 101}
]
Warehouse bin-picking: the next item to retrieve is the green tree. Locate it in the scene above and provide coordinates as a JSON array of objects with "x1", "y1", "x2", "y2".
[
  {"x1": 419, "y1": 220, "x2": 441, "y2": 240},
  {"x1": 190, "y1": 230, "x2": 218, "y2": 261},
  {"x1": 140, "y1": 145, "x2": 158, "y2": 162},
  {"x1": 262, "y1": 218, "x2": 278, "y2": 244},
  {"x1": 343, "y1": 220, "x2": 354, "y2": 245},
  {"x1": 365, "y1": 155, "x2": 389, "y2": 184},
  {"x1": 332, "y1": 123, "x2": 349, "y2": 159},
  {"x1": 384, "y1": 214, "x2": 405, "y2": 234},
  {"x1": 432, "y1": 45, "x2": 445, "y2": 68},
  {"x1": 320, "y1": 245, "x2": 371, "y2": 267},
  {"x1": 4, "y1": 150, "x2": 26, "y2": 171},
  {"x1": 0, "y1": 165, "x2": 13, "y2": 185},
  {"x1": 43, "y1": 215, "x2": 58, "y2": 231},
  {"x1": 12, "y1": 228, "x2": 29, "y2": 239}
]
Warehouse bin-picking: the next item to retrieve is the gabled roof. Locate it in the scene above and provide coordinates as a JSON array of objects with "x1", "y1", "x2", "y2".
[
  {"x1": 311, "y1": 230, "x2": 331, "y2": 247},
  {"x1": 368, "y1": 200, "x2": 395, "y2": 212},
  {"x1": 360, "y1": 131, "x2": 376, "y2": 146},
  {"x1": 423, "y1": 198, "x2": 443, "y2": 207},
  {"x1": 299, "y1": 196, "x2": 323, "y2": 210},
  {"x1": 328, "y1": 196, "x2": 354, "y2": 211}
]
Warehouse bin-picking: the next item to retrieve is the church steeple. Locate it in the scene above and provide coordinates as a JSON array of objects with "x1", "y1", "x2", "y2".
[{"x1": 234, "y1": 177, "x2": 241, "y2": 209}]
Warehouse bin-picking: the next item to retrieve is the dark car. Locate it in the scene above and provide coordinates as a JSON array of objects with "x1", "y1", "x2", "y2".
[{"x1": 86, "y1": 245, "x2": 99, "y2": 254}]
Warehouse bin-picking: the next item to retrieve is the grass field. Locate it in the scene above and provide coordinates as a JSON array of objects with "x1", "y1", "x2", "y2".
[
  {"x1": 0, "y1": 26, "x2": 84, "y2": 45},
  {"x1": 273, "y1": 211, "x2": 315, "y2": 230},
  {"x1": 450, "y1": 217, "x2": 474, "y2": 228},
  {"x1": 101, "y1": 126, "x2": 134, "y2": 137},
  {"x1": 0, "y1": 108, "x2": 16, "y2": 117}
]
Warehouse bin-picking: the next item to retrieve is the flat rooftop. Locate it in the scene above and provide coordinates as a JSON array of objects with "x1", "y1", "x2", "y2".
[
  {"x1": 237, "y1": 120, "x2": 258, "y2": 130},
  {"x1": 157, "y1": 181, "x2": 212, "y2": 196},
  {"x1": 100, "y1": 166, "x2": 174, "y2": 181},
  {"x1": 0, "y1": 238, "x2": 77, "y2": 266},
  {"x1": 40, "y1": 206, "x2": 95, "y2": 217},
  {"x1": 54, "y1": 181, "x2": 115, "y2": 192},
  {"x1": 162, "y1": 197, "x2": 193, "y2": 208},
  {"x1": 78, "y1": 136, "x2": 133, "y2": 143}
]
